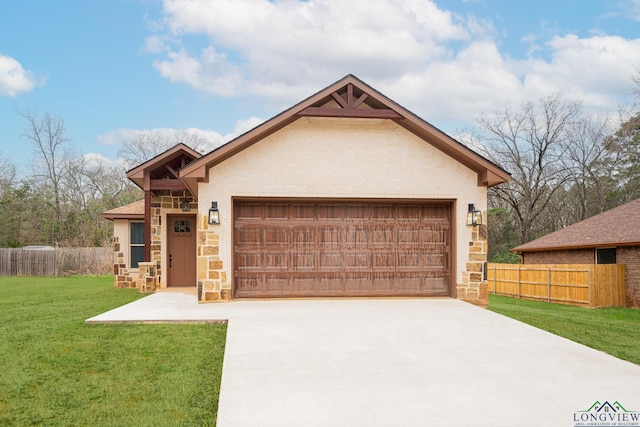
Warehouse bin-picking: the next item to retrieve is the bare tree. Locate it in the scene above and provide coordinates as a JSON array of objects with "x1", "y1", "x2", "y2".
[
  {"x1": 603, "y1": 111, "x2": 640, "y2": 204},
  {"x1": 474, "y1": 95, "x2": 582, "y2": 243},
  {"x1": 118, "y1": 129, "x2": 219, "y2": 167},
  {"x1": 0, "y1": 152, "x2": 16, "y2": 190},
  {"x1": 19, "y1": 110, "x2": 72, "y2": 229},
  {"x1": 633, "y1": 67, "x2": 640, "y2": 97},
  {"x1": 61, "y1": 155, "x2": 140, "y2": 246},
  {"x1": 561, "y1": 114, "x2": 616, "y2": 222}
]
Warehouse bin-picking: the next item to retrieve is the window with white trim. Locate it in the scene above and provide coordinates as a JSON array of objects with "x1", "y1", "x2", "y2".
[{"x1": 130, "y1": 222, "x2": 144, "y2": 269}]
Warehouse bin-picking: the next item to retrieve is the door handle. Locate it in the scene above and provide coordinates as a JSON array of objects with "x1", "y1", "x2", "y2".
[{"x1": 169, "y1": 254, "x2": 172, "y2": 268}]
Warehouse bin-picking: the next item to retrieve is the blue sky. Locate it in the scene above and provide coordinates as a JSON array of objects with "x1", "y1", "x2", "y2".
[{"x1": 1, "y1": 0, "x2": 639, "y2": 174}]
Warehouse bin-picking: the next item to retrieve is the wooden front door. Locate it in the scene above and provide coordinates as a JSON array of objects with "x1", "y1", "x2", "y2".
[
  {"x1": 234, "y1": 200, "x2": 451, "y2": 298},
  {"x1": 167, "y1": 214, "x2": 197, "y2": 287}
]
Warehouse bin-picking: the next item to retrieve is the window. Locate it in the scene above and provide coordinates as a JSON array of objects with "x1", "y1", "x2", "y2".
[
  {"x1": 130, "y1": 222, "x2": 144, "y2": 269},
  {"x1": 174, "y1": 220, "x2": 191, "y2": 233},
  {"x1": 596, "y1": 247, "x2": 616, "y2": 264}
]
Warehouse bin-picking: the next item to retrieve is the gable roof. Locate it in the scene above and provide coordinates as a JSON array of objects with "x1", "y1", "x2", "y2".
[
  {"x1": 126, "y1": 143, "x2": 201, "y2": 190},
  {"x1": 179, "y1": 74, "x2": 510, "y2": 191},
  {"x1": 102, "y1": 200, "x2": 145, "y2": 220},
  {"x1": 513, "y1": 198, "x2": 640, "y2": 252}
]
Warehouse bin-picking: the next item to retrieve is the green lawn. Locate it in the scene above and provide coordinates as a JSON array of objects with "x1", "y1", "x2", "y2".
[
  {"x1": 0, "y1": 276, "x2": 227, "y2": 426},
  {"x1": 488, "y1": 294, "x2": 640, "y2": 365}
]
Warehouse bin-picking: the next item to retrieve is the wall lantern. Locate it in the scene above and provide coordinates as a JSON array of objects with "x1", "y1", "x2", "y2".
[
  {"x1": 208, "y1": 202, "x2": 220, "y2": 225},
  {"x1": 181, "y1": 200, "x2": 191, "y2": 212},
  {"x1": 466, "y1": 204, "x2": 483, "y2": 226}
]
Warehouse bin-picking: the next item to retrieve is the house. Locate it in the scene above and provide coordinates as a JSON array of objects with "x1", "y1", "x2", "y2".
[
  {"x1": 512, "y1": 198, "x2": 640, "y2": 307},
  {"x1": 102, "y1": 75, "x2": 510, "y2": 305}
]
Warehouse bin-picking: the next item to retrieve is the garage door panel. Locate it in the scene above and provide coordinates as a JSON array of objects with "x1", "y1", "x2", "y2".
[
  {"x1": 373, "y1": 252, "x2": 395, "y2": 269},
  {"x1": 319, "y1": 252, "x2": 342, "y2": 270},
  {"x1": 234, "y1": 201, "x2": 451, "y2": 298},
  {"x1": 344, "y1": 226, "x2": 369, "y2": 247},
  {"x1": 265, "y1": 203, "x2": 289, "y2": 220},
  {"x1": 265, "y1": 274, "x2": 290, "y2": 294},
  {"x1": 317, "y1": 204, "x2": 345, "y2": 220},
  {"x1": 264, "y1": 227, "x2": 288, "y2": 246},
  {"x1": 292, "y1": 226, "x2": 315, "y2": 247},
  {"x1": 345, "y1": 274, "x2": 372, "y2": 293},
  {"x1": 318, "y1": 226, "x2": 341, "y2": 247},
  {"x1": 235, "y1": 203, "x2": 263, "y2": 220},
  {"x1": 236, "y1": 227, "x2": 262, "y2": 247},
  {"x1": 291, "y1": 252, "x2": 315, "y2": 271},
  {"x1": 263, "y1": 252, "x2": 288, "y2": 271},
  {"x1": 236, "y1": 251, "x2": 261, "y2": 269},
  {"x1": 236, "y1": 275, "x2": 262, "y2": 295},
  {"x1": 343, "y1": 252, "x2": 372, "y2": 270}
]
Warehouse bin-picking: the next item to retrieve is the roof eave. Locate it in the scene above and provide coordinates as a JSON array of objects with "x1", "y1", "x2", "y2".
[
  {"x1": 513, "y1": 241, "x2": 640, "y2": 253},
  {"x1": 101, "y1": 213, "x2": 145, "y2": 221},
  {"x1": 179, "y1": 74, "x2": 511, "y2": 187}
]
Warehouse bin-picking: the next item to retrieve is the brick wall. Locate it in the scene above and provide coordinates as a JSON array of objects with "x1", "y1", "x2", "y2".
[
  {"x1": 522, "y1": 249, "x2": 594, "y2": 265},
  {"x1": 618, "y1": 247, "x2": 640, "y2": 307}
]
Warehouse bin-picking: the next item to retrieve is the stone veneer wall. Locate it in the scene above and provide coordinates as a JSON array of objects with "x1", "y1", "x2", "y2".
[
  {"x1": 457, "y1": 222, "x2": 488, "y2": 306},
  {"x1": 138, "y1": 261, "x2": 157, "y2": 293},
  {"x1": 113, "y1": 236, "x2": 138, "y2": 288},
  {"x1": 150, "y1": 190, "x2": 197, "y2": 288},
  {"x1": 197, "y1": 215, "x2": 231, "y2": 302},
  {"x1": 111, "y1": 190, "x2": 197, "y2": 291}
]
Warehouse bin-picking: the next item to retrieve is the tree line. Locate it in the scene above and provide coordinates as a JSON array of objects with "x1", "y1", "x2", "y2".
[
  {"x1": 1, "y1": 80, "x2": 638, "y2": 254},
  {"x1": 0, "y1": 111, "x2": 216, "y2": 247},
  {"x1": 466, "y1": 94, "x2": 640, "y2": 263}
]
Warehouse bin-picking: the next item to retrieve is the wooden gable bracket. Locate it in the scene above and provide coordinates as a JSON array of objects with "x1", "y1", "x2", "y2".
[
  {"x1": 297, "y1": 83, "x2": 403, "y2": 119},
  {"x1": 164, "y1": 164, "x2": 180, "y2": 179}
]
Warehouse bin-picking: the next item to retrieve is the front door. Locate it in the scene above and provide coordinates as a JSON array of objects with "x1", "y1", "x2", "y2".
[{"x1": 167, "y1": 214, "x2": 196, "y2": 287}]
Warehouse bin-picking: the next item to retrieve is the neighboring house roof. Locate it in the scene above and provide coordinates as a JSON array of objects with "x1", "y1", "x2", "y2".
[
  {"x1": 102, "y1": 200, "x2": 145, "y2": 220},
  {"x1": 513, "y1": 198, "x2": 640, "y2": 252},
  {"x1": 179, "y1": 74, "x2": 510, "y2": 192}
]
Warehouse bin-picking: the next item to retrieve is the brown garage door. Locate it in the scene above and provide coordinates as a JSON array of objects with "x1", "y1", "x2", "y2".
[{"x1": 234, "y1": 200, "x2": 451, "y2": 298}]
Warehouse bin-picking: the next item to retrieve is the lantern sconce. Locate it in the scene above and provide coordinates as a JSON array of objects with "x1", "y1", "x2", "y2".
[
  {"x1": 180, "y1": 200, "x2": 191, "y2": 212},
  {"x1": 208, "y1": 202, "x2": 220, "y2": 225},
  {"x1": 466, "y1": 204, "x2": 483, "y2": 226}
]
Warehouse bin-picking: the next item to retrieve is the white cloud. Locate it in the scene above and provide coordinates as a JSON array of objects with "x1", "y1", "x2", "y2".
[
  {"x1": 519, "y1": 35, "x2": 640, "y2": 108},
  {"x1": 0, "y1": 54, "x2": 38, "y2": 97},
  {"x1": 147, "y1": 0, "x2": 640, "y2": 126},
  {"x1": 151, "y1": 0, "x2": 471, "y2": 98},
  {"x1": 96, "y1": 117, "x2": 266, "y2": 151}
]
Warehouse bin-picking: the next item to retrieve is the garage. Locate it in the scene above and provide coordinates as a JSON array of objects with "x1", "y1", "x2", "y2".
[{"x1": 234, "y1": 200, "x2": 451, "y2": 298}]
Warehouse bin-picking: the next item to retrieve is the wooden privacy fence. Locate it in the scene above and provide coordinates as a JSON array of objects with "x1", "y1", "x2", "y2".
[
  {"x1": 487, "y1": 263, "x2": 626, "y2": 308},
  {"x1": 0, "y1": 247, "x2": 112, "y2": 277}
]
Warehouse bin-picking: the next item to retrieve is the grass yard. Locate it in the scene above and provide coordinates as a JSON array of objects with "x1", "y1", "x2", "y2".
[
  {"x1": 0, "y1": 276, "x2": 227, "y2": 426},
  {"x1": 488, "y1": 294, "x2": 640, "y2": 365}
]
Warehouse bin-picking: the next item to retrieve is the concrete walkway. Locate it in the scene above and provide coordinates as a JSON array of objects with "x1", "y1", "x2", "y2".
[{"x1": 87, "y1": 293, "x2": 640, "y2": 427}]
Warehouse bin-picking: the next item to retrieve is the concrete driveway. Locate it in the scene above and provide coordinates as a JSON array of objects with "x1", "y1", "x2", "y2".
[{"x1": 87, "y1": 293, "x2": 640, "y2": 427}]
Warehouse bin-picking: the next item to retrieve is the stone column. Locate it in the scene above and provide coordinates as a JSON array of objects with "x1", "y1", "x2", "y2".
[
  {"x1": 458, "y1": 223, "x2": 488, "y2": 306},
  {"x1": 138, "y1": 261, "x2": 157, "y2": 293}
]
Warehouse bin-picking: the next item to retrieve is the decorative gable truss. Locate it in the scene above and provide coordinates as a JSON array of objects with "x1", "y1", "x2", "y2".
[{"x1": 298, "y1": 83, "x2": 403, "y2": 119}]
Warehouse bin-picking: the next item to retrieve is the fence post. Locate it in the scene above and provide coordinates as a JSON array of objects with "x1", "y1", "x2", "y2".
[
  {"x1": 547, "y1": 267, "x2": 551, "y2": 303},
  {"x1": 493, "y1": 265, "x2": 497, "y2": 295},
  {"x1": 517, "y1": 265, "x2": 521, "y2": 299}
]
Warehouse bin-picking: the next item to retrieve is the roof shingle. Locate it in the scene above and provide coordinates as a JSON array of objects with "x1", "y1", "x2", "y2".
[
  {"x1": 513, "y1": 198, "x2": 640, "y2": 252},
  {"x1": 102, "y1": 200, "x2": 145, "y2": 220}
]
